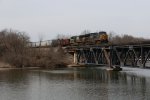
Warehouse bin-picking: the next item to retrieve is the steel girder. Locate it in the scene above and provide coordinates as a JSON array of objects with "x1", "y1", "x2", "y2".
[{"x1": 72, "y1": 45, "x2": 150, "y2": 68}]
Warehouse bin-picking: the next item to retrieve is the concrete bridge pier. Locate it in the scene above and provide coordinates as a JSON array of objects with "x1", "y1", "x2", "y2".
[
  {"x1": 120, "y1": 62, "x2": 124, "y2": 67},
  {"x1": 74, "y1": 52, "x2": 77, "y2": 64},
  {"x1": 140, "y1": 46, "x2": 145, "y2": 68}
]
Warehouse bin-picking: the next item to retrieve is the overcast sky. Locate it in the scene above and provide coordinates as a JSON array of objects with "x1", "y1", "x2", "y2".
[{"x1": 0, "y1": 0, "x2": 150, "y2": 41}]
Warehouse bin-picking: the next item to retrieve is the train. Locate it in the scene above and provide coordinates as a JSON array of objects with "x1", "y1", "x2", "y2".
[{"x1": 51, "y1": 31, "x2": 108, "y2": 47}]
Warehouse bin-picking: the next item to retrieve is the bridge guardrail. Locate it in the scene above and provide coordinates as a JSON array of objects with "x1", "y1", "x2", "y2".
[{"x1": 28, "y1": 40, "x2": 52, "y2": 47}]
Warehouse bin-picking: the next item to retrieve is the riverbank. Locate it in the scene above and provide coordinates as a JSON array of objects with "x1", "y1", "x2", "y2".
[
  {"x1": 0, "y1": 67, "x2": 41, "y2": 70},
  {"x1": 0, "y1": 61, "x2": 12, "y2": 68}
]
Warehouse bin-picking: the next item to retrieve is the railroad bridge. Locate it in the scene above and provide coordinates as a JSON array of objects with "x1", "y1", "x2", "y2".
[{"x1": 28, "y1": 41, "x2": 150, "y2": 68}]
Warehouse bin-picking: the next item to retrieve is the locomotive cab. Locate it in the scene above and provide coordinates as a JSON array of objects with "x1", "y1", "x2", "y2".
[{"x1": 98, "y1": 31, "x2": 108, "y2": 43}]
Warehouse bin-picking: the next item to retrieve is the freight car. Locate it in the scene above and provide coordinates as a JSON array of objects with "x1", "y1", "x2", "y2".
[{"x1": 51, "y1": 39, "x2": 70, "y2": 47}]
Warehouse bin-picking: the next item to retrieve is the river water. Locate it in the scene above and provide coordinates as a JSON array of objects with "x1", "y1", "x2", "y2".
[{"x1": 0, "y1": 67, "x2": 150, "y2": 100}]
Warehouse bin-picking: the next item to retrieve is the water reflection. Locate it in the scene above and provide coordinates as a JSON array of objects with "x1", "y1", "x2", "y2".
[{"x1": 0, "y1": 68, "x2": 149, "y2": 100}]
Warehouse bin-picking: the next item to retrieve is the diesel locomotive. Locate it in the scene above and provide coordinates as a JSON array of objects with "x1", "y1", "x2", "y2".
[{"x1": 51, "y1": 31, "x2": 108, "y2": 47}]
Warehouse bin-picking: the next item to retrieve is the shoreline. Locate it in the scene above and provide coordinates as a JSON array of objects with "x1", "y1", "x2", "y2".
[{"x1": 0, "y1": 67, "x2": 41, "y2": 70}]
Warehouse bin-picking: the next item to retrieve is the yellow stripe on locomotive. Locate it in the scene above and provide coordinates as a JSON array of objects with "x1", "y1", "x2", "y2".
[{"x1": 99, "y1": 33, "x2": 108, "y2": 43}]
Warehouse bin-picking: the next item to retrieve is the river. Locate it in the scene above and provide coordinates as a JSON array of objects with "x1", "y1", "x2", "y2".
[{"x1": 0, "y1": 67, "x2": 150, "y2": 100}]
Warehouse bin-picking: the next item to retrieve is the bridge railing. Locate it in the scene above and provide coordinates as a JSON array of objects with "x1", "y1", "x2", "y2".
[{"x1": 28, "y1": 40, "x2": 52, "y2": 47}]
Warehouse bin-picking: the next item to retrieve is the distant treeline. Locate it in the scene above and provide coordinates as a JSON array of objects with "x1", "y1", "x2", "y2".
[{"x1": 109, "y1": 33, "x2": 150, "y2": 45}]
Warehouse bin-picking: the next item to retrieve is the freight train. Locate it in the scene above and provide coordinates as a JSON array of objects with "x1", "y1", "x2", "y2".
[{"x1": 51, "y1": 31, "x2": 108, "y2": 47}]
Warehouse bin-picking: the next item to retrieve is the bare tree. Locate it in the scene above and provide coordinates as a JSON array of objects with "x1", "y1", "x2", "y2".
[
  {"x1": 109, "y1": 33, "x2": 147, "y2": 45},
  {"x1": 0, "y1": 29, "x2": 30, "y2": 67}
]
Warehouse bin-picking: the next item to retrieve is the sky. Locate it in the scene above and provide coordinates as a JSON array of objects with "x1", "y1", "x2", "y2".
[{"x1": 0, "y1": 0, "x2": 150, "y2": 41}]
